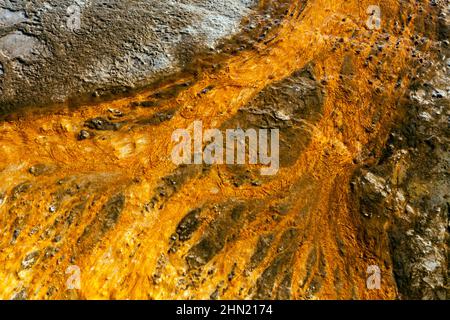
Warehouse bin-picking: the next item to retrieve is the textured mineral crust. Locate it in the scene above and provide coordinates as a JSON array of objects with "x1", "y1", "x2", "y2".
[{"x1": 0, "y1": 0, "x2": 448, "y2": 300}]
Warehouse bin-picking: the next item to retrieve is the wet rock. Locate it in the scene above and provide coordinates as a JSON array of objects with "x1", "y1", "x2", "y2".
[
  {"x1": 431, "y1": 89, "x2": 446, "y2": 99},
  {"x1": 101, "y1": 193, "x2": 126, "y2": 232},
  {"x1": 137, "y1": 109, "x2": 176, "y2": 126},
  {"x1": 277, "y1": 273, "x2": 293, "y2": 299},
  {"x1": 222, "y1": 64, "x2": 324, "y2": 169},
  {"x1": 11, "y1": 288, "x2": 28, "y2": 300},
  {"x1": 44, "y1": 246, "x2": 59, "y2": 259},
  {"x1": 28, "y1": 164, "x2": 54, "y2": 177},
  {"x1": 186, "y1": 238, "x2": 222, "y2": 268},
  {"x1": 152, "y1": 254, "x2": 168, "y2": 285},
  {"x1": 341, "y1": 54, "x2": 355, "y2": 76},
  {"x1": 77, "y1": 130, "x2": 92, "y2": 140},
  {"x1": 253, "y1": 228, "x2": 299, "y2": 299},
  {"x1": 10, "y1": 182, "x2": 32, "y2": 201},
  {"x1": 248, "y1": 234, "x2": 274, "y2": 271},
  {"x1": 21, "y1": 251, "x2": 40, "y2": 269},
  {"x1": 210, "y1": 289, "x2": 220, "y2": 300},
  {"x1": 0, "y1": 8, "x2": 26, "y2": 27},
  {"x1": 135, "y1": 101, "x2": 159, "y2": 108},
  {"x1": 149, "y1": 165, "x2": 203, "y2": 210},
  {"x1": 0, "y1": 0, "x2": 257, "y2": 112},
  {"x1": 186, "y1": 203, "x2": 246, "y2": 268},
  {"x1": 0, "y1": 32, "x2": 42, "y2": 61},
  {"x1": 200, "y1": 85, "x2": 214, "y2": 95},
  {"x1": 175, "y1": 208, "x2": 202, "y2": 242},
  {"x1": 84, "y1": 117, "x2": 122, "y2": 131},
  {"x1": 353, "y1": 33, "x2": 449, "y2": 299},
  {"x1": 107, "y1": 108, "x2": 124, "y2": 118},
  {"x1": 76, "y1": 193, "x2": 125, "y2": 252},
  {"x1": 66, "y1": 201, "x2": 87, "y2": 226}
]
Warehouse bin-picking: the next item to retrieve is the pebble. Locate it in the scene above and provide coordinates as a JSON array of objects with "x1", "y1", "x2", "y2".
[{"x1": 78, "y1": 130, "x2": 91, "y2": 140}]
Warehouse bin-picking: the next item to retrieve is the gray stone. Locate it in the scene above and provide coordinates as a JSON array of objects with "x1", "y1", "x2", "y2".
[{"x1": 0, "y1": 0, "x2": 256, "y2": 112}]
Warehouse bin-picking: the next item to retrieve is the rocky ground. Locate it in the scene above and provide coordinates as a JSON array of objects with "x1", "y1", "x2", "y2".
[{"x1": 0, "y1": 0, "x2": 448, "y2": 300}]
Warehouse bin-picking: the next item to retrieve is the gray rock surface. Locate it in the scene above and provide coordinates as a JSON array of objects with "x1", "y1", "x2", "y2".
[
  {"x1": 353, "y1": 31, "x2": 449, "y2": 300},
  {"x1": 0, "y1": 0, "x2": 256, "y2": 113}
]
